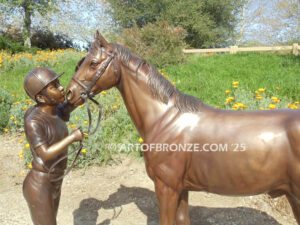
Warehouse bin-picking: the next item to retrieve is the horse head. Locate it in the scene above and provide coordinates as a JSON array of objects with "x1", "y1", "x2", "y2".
[{"x1": 66, "y1": 31, "x2": 120, "y2": 106}]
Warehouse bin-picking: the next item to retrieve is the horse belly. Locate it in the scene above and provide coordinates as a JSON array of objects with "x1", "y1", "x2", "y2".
[{"x1": 185, "y1": 139, "x2": 291, "y2": 196}]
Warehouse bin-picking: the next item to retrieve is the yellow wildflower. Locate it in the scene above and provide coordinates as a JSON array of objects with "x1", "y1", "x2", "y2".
[
  {"x1": 295, "y1": 102, "x2": 299, "y2": 105},
  {"x1": 101, "y1": 91, "x2": 107, "y2": 94},
  {"x1": 288, "y1": 105, "x2": 299, "y2": 109},
  {"x1": 233, "y1": 85, "x2": 238, "y2": 89},
  {"x1": 269, "y1": 104, "x2": 276, "y2": 109},
  {"x1": 225, "y1": 90, "x2": 230, "y2": 94},
  {"x1": 83, "y1": 133, "x2": 88, "y2": 138},
  {"x1": 258, "y1": 88, "x2": 265, "y2": 93},
  {"x1": 19, "y1": 152, "x2": 24, "y2": 158},
  {"x1": 164, "y1": 75, "x2": 169, "y2": 79},
  {"x1": 10, "y1": 116, "x2": 15, "y2": 120},
  {"x1": 14, "y1": 120, "x2": 19, "y2": 124},
  {"x1": 232, "y1": 105, "x2": 239, "y2": 110},
  {"x1": 113, "y1": 105, "x2": 118, "y2": 110},
  {"x1": 81, "y1": 149, "x2": 87, "y2": 154},
  {"x1": 226, "y1": 97, "x2": 234, "y2": 103},
  {"x1": 259, "y1": 107, "x2": 265, "y2": 110},
  {"x1": 19, "y1": 139, "x2": 23, "y2": 143},
  {"x1": 26, "y1": 143, "x2": 30, "y2": 148},
  {"x1": 29, "y1": 163, "x2": 32, "y2": 169},
  {"x1": 237, "y1": 103, "x2": 247, "y2": 109},
  {"x1": 276, "y1": 87, "x2": 280, "y2": 90},
  {"x1": 232, "y1": 81, "x2": 239, "y2": 85},
  {"x1": 22, "y1": 106, "x2": 27, "y2": 111},
  {"x1": 1, "y1": 98, "x2": 4, "y2": 102},
  {"x1": 4, "y1": 128, "x2": 8, "y2": 133},
  {"x1": 80, "y1": 104, "x2": 85, "y2": 108},
  {"x1": 255, "y1": 91, "x2": 259, "y2": 95},
  {"x1": 139, "y1": 137, "x2": 144, "y2": 143},
  {"x1": 171, "y1": 81, "x2": 176, "y2": 85},
  {"x1": 116, "y1": 98, "x2": 120, "y2": 103},
  {"x1": 75, "y1": 116, "x2": 79, "y2": 120},
  {"x1": 84, "y1": 121, "x2": 88, "y2": 125},
  {"x1": 256, "y1": 96, "x2": 262, "y2": 100},
  {"x1": 216, "y1": 106, "x2": 220, "y2": 109},
  {"x1": 71, "y1": 124, "x2": 76, "y2": 128}
]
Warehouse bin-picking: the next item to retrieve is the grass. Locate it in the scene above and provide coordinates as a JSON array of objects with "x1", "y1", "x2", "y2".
[
  {"x1": 167, "y1": 53, "x2": 300, "y2": 106},
  {"x1": 0, "y1": 49, "x2": 85, "y2": 99}
]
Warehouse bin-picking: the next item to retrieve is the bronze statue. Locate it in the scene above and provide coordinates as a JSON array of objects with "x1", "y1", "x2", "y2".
[
  {"x1": 23, "y1": 67, "x2": 83, "y2": 225},
  {"x1": 66, "y1": 32, "x2": 300, "y2": 225}
]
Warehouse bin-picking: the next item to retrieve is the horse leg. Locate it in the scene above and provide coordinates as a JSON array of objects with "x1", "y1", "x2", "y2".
[
  {"x1": 175, "y1": 189, "x2": 190, "y2": 225},
  {"x1": 155, "y1": 178, "x2": 180, "y2": 225}
]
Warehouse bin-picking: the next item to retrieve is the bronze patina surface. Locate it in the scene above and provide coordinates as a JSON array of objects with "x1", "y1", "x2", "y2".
[
  {"x1": 66, "y1": 32, "x2": 300, "y2": 225},
  {"x1": 23, "y1": 67, "x2": 83, "y2": 225}
]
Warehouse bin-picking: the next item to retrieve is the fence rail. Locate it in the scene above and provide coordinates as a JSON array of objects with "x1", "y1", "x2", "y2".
[{"x1": 183, "y1": 43, "x2": 299, "y2": 56}]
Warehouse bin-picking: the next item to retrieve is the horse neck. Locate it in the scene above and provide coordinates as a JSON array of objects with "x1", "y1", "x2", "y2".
[{"x1": 116, "y1": 62, "x2": 174, "y2": 138}]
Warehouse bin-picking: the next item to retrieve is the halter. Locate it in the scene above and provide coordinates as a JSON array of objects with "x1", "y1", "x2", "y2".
[{"x1": 48, "y1": 48, "x2": 117, "y2": 182}]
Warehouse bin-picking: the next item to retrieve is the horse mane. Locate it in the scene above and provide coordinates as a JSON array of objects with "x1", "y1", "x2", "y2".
[{"x1": 90, "y1": 41, "x2": 202, "y2": 113}]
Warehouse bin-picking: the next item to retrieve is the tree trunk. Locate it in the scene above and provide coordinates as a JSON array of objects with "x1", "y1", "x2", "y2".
[{"x1": 23, "y1": 0, "x2": 32, "y2": 48}]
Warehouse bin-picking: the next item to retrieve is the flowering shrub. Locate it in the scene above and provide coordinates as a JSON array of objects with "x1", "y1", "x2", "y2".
[
  {"x1": 0, "y1": 88, "x2": 13, "y2": 131},
  {"x1": 117, "y1": 20, "x2": 187, "y2": 68},
  {"x1": 0, "y1": 49, "x2": 85, "y2": 72}
]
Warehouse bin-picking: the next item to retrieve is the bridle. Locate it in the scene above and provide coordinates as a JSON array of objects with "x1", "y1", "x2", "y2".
[
  {"x1": 48, "y1": 48, "x2": 117, "y2": 182},
  {"x1": 72, "y1": 48, "x2": 118, "y2": 134}
]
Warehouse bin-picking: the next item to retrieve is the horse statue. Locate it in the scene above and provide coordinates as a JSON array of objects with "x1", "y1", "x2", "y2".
[{"x1": 66, "y1": 31, "x2": 300, "y2": 225}]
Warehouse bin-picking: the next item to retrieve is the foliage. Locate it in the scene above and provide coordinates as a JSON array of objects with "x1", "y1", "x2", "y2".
[
  {"x1": 105, "y1": 0, "x2": 244, "y2": 48},
  {"x1": 117, "y1": 21, "x2": 187, "y2": 67},
  {"x1": 31, "y1": 28, "x2": 76, "y2": 50},
  {"x1": 0, "y1": 35, "x2": 39, "y2": 53},
  {"x1": 0, "y1": 48, "x2": 85, "y2": 97},
  {"x1": 239, "y1": 0, "x2": 300, "y2": 45},
  {"x1": 0, "y1": 0, "x2": 61, "y2": 47},
  {"x1": 0, "y1": 87, "x2": 12, "y2": 131}
]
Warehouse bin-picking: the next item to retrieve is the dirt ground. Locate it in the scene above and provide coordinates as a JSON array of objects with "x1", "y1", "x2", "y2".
[{"x1": 0, "y1": 134, "x2": 297, "y2": 225}]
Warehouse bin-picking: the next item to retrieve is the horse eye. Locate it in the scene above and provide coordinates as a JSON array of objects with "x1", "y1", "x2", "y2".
[{"x1": 90, "y1": 61, "x2": 100, "y2": 68}]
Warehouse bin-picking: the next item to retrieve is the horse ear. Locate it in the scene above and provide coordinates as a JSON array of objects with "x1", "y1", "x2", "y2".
[{"x1": 95, "y1": 30, "x2": 108, "y2": 48}]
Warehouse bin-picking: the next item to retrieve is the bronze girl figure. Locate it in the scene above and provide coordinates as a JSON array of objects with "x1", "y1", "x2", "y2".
[{"x1": 23, "y1": 67, "x2": 83, "y2": 225}]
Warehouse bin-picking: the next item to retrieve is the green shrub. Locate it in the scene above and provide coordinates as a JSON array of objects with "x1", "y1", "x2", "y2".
[
  {"x1": 117, "y1": 20, "x2": 187, "y2": 68},
  {"x1": 0, "y1": 35, "x2": 40, "y2": 53},
  {"x1": 0, "y1": 88, "x2": 13, "y2": 132}
]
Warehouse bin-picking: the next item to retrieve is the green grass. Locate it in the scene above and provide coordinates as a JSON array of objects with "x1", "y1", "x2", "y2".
[{"x1": 167, "y1": 53, "x2": 300, "y2": 106}]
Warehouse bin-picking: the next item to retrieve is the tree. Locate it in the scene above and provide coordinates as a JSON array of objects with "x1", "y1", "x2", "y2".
[
  {"x1": 238, "y1": 0, "x2": 300, "y2": 45},
  {"x1": 0, "y1": 0, "x2": 61, "y2": 47},
  {"x1": 104, "y1": 0, "x2": 245, "y2": 48}
]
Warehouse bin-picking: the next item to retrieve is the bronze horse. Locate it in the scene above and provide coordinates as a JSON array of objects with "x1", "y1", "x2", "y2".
[{"x1": 66, "y1": 32, "x2": 300, "y2": 225}]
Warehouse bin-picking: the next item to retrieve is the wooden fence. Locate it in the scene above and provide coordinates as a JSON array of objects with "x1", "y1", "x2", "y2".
[{"x1": 183, "y1": 43, "x2": 299, "y2": 56}]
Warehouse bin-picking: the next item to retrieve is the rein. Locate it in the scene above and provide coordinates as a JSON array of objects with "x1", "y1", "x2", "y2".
[{"x1": 48, "y1": 49, "x2": 116, "y2": 182}]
